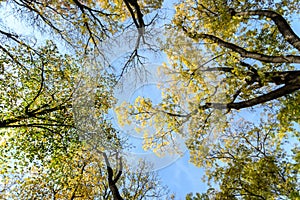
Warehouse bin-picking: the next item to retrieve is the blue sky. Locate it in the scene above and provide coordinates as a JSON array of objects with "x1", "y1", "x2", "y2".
[
  {"x1": 111, "y1": 60, "x2": 207, "y2": 198},
  {"x1": 109, "y1": 41, "x2": 217, "y2": 199}
]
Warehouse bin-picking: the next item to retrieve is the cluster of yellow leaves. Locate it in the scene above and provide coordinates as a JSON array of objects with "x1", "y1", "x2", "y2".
[{"x1": 3, "y1": 146, "x2": 107, "y2": 199}]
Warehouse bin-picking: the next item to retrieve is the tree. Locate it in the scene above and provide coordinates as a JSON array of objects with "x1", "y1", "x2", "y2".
[
  {"x1": 0, "y1": 0, "x2": 163, "y2": 70},
  {"x1": 0, "y1": 39, "x2": 115, "y2": 156},
  {"x1": 1, "y1": 144, "x2": 171, "y2": 199},
  {"x1": 0, "y1": 40, "x2": 171, "y2": 199},
  {"x1": 0, "y1": 0, "x2": 164, "y2": 142},
  {"x1": 186, "y1": 118, "x2": 299, "y2": 199},
  {"x1": 116, "y1": 0, "x2": 300, "y2": 198},
  {"x1": 0, "y1": 0, "x2": 162, "y2": 135},
  {"x1": 0, "y1": 1, "x2": 168, "y2": 198}
]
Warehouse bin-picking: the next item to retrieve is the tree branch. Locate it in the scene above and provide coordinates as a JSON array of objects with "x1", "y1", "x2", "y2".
[
  {"x1": 0, "y1": 103, "x2": 71, "y2": 128},
  {"x1": 205, "y1": 80, "x2": 300, "y2": 110},
  {"x1": 102, "y1": 152, "x2": 124, "y2": 200},
  {"x1": 25, "y1": 61, "x2": 45, "y2": 115},
  {"x1": 124, "y1": 0, "x2": 145, "y2": 30},
  {"x1": 185, "y1": 31, "x2": 300, "y2": 63},
  {"x1": 234, "y1": 9, "x2": 300, "y2": 51},
  {"x1": 113, "y1": 152, "x2": 123, "y2": 184}
]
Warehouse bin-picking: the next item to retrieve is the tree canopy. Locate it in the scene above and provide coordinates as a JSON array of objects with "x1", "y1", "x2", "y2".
[
  {"x1": 0, "y1": 0, "x2": 299, "y2": 199},
  {"x1": 117, "y1": 0, "x2": 300, "y2": 199},
  {"x1": 0, "y1": 0, "x2": 170, "y2": 199}
]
